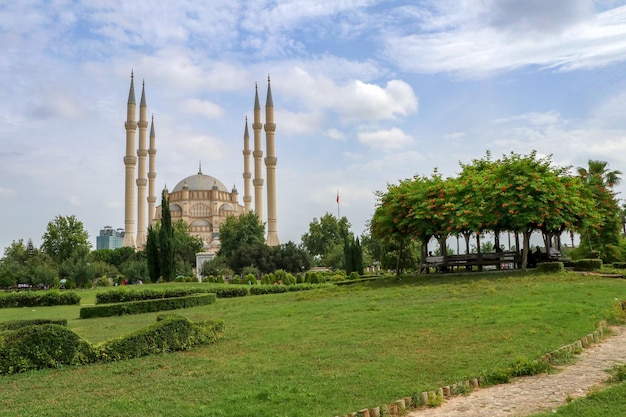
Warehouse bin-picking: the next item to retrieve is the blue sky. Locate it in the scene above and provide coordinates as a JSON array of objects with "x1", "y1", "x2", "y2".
[{"x1": 2, "y1": 0, "x2": 626, "y2": 251}]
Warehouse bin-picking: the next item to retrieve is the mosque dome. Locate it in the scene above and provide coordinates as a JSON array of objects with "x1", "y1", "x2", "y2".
[{"x1": 172, "y1": 173, "x2": 228, "y2": 193}]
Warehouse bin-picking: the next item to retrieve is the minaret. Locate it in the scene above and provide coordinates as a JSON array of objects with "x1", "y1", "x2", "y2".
[
  {"x1": 136, "y1": 80, "x2": 149, "y2": 247},
  {"x1": 147, "y1": 115, "x2": 157, "y2": 225},
  {"x1": 264, "y1": 76, "x2": 280, "y2": 246},
  {"x1": 252, "y1": 83, "x2": 264, "y2": 219},
  {"x1": 122, "y1": 71, "x2": 137, "y2": 248},
  {"x1": 242, "y1": 116, "x2": 252, "y2": 213}
]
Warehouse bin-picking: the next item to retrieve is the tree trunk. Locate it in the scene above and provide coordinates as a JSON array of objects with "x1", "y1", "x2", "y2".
[
  {"x1": 522, "y1": 229, "x2": 531, "y2": 270},
  {"x1": 396, "y1": 239, "x2": 404, "y2": 277}
]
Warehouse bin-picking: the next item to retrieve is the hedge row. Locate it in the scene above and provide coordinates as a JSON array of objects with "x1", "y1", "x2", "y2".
[
  {"x1": 0, "y1": 319, "x2": 68, "y2": 331},
  {"x1": 536, "y1": 262, "x2": 565, "y2": 273},
  {"x1": 0, "y1": 316, "x2": 225, "y2": 375},
  {"x1": 80, "y1": 294, "x2": 217, "y2": 319},
  {"x1": 99, "y1": 315, "x2": 224, "y2": 362},
  {"x1": 0, "y1": 290, "x2": 81, "y2": 308},
  {"x1": 0, "y1": 324, "x2": 97, "y2": 374},
  {"x1": 573, "y1": 259, "x2": 603, "y2": 271},
  {"x1": 249, "y1": 284, "x2": 323, "y2": 295},
  {"x1": 95, "y1": 284, "x2": 326, "y2": 305},
  {"x1": 96, "y1": 287, "x2": 212, "y2": 304}
]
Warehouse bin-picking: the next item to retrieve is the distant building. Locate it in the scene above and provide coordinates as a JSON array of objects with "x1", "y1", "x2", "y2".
[{"x1": 96, "y1": 226, "x2": 125, "y2": 250}]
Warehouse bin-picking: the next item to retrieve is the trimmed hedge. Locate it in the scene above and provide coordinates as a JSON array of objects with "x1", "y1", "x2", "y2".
[
  {"x1": 574, "y1": 258, "x2": 603, "y2": 271},
  {"x1": 249, "y1": 284, "x2": 323, "y2": 295},
  {"x1": 0, "y1": 319, "x2": 68, "y2": 331},
  {"x1": 98, "y1": 315, "x2": 224, "y2": 362},
  {"x1": 612, "y1": 262, "x2": 626, "y2": 269},
  {"x1": 0, "y1": 316, "x2": 225, "y2": 375},
  {"x1": 214, "y1": 287, "x2": 249, "y2": 298},
  {"x1": 0, "y1": 324, "x2": 98, "y2": 374},
  {"x1": 96, "y1": 287, "x2": 213, "y2": 304},
  {"x1": 80, "y1": 293, "x2": 217, "y2": 319},
  {"x1": 0, "y1": 290, "x2": 80, "y2": 308},
  {"x1": 536, "y1": 262, "x2": 564, "y2": 273}
]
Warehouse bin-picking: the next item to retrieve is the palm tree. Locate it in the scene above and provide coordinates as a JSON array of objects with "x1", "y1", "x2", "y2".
[{"x1": 577, "y1": 159, "x2": 622, "y2": 188}]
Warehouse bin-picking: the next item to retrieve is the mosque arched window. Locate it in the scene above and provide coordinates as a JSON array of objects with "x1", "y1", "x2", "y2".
[{"x1": 191, "y1": 204, "x2": 210, "y2": 217}]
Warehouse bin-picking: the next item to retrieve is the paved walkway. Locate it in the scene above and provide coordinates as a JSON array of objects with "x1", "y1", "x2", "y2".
[{"x1": 406, "y1": 326, "x2": 626, "y2": 417}]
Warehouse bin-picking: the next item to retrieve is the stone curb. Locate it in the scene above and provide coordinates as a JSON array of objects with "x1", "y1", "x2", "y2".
[{"x1": 333, "y1": 321, "x2": 609, "y2": 417}]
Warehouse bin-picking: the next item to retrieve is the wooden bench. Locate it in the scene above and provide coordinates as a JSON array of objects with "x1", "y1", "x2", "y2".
[{"x1": 420, "y1": 252, "x2": 522, "y2": 273}]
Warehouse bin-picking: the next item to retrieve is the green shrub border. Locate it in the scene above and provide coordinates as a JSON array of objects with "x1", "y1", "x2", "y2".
[
  {"x1": 573, "y1": 258, "x2": 603, "y2": 271},
  {"x1": 0, "y1": 291, "x2": 80, "y2": 308},
  {"x1": 536, "y1": 262, "x2": 564, "y2": 273},
  {"x1": 0, "y1": 319, "x2": 68, "y2": 331},
  {"x1": 79, "y1": 293, "x2": 216, "y2": 319}
]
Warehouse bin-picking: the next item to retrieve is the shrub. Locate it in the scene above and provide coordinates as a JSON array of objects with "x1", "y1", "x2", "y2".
[
  {"x1": 612, "y1": 262, "x2": 626, "y2": 269},
  {"x1": 261, "y1": 273, "x2": 276, "y2": 285},
  {"x1": 244, "y1": 273, "x2": 257, "y2": 285},
  {"x1": 304, "y1": 271, "x2": 321, "y2": 284},
  {"x1": 80, "y1": 294, "x2": 217, "y2": 318},
  {"x1": 98, "y1": 316, "x2": 224, "y2": 362},
  {"x1": 214, "y1": 287, "x2": 249, "y2": 298},
  {"x1": 0, "y1": 290, "x2": 80, "y2": 308},
  {"x1": 296, "y1": 273, "x2": 304, "y2": 284},
  {"x1": 0, "y1": 319, "x2": 68, "y2": 331},
  {"x1": 348, "y1": 271, "x2": 360, "y2": 280},
  {"x1": 241, "y1": 266, "x2": 260, "y2": 279},
  {"x1": 95, "y1": 277, "x2": 111, "y2": 287},
  {"x1": 573, "y1": 259, "x2": 603, "y2": 271},
  {"x1": 230, "y1": 275, "x2": 242, "y2": 285},
  {"x1": 283, "y1": 273, "x2": 296, "y2": 285},
  {"x1": 0, "y1": 324, "x2": 98, "y2": 375},
  {"x1": 536, "y1": 262, "x2": 564, "y2": 273}
]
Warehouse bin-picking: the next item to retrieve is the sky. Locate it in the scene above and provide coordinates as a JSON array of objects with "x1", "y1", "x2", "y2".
[{"x1": 2, "y1": 0, "x2": 626, "y2": 252}]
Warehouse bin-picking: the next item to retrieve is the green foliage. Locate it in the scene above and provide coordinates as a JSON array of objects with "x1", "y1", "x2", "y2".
[
  {"x1": 98, "y1": 316, "x2": 224, "y2": 362},
  {"x1": 261, "y1": 272, "x2": 276, "y2": 285},
  {"x1": 0, "y1": 319, "x2": 68, "y2": 331},
  {"x1": 301, "y1": 213, "x2": 352, "y2": 260},
  {"x1": 119, "y1": 259, "x2": 149, "y2": 283},
  {"x1": 95, "y1": 287, "x2": 214, "y2": 304},
  {"x1": 218, "y1": 212, "x2": 265, "y2": 262},
  {"x1": 94, "y1": 277, "x2": 111, "y2": 287},
  {"x1": 0, "y1": 324, "x2": 98, "y2": 374},
  {"x1": 573, "y1": 259, "x2": 603, "y2": 271},
  {"x1": 59, "y1": 249, "x2": 95, "y2": 288},
  {"x1": 482, "y1": 356, "x2": 550, "y2": 386},
  {"x1": 79, "y1": 294, "x2": 216, "y2": 318},
  {"x1": 244, "y1": 273, "x2": 257, "y2": 284},
  {"x1": 608, "y1": 363, "x2": 626, "y2": 382},
  {"x1": 0, "y1": 290, "x2": 80, "y2": 308},
  {"x1": 536, "y1": 262, "x2": 565, "y2": 273},
  {"x1": 146, "y1": 224, "x2": 160, "y2": 282},
  {"x1": 41, "y1": 215, "x2": 91, "y2": 265},
  {"x1": 214, "y1": 287, "x2": 249, "y2": 298},
  {"x1": 249, "y1": 284, "x2": 321, "y2": 295},
  {"x1": 200, "y1": 256, "x2": 230, "y2": 278},
  {"x1": 304, "y1": 271, "x2": 322, "y2": 284},
  {"x1": 348, "y1": 271, "x2": 360, "y2": 280},
  {"x1": 241, "y1": 266, "x2": 260, "y2": 279},
  {"x1": 230, "y1": 274, "x2": 242, "y2": 284},
  {"x1": 0, "y1": 240, "x2": 58, "y2": 288},
  {"x1": 159, "y1": 189, "x2": 175, "y2": 281}
]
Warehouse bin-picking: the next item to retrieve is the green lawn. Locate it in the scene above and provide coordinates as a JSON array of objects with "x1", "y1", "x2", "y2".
[
  {"x1": 530, "y1": 381, "x2": 626, "y2": 417},
  {"x1": 1, "y1": 272, "x2": 625, "y2": 417}
]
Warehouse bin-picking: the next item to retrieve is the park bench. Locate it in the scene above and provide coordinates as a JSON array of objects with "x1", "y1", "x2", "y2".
[{"x1": 420, "y1": 251, "x2": 522, "y2": 273}]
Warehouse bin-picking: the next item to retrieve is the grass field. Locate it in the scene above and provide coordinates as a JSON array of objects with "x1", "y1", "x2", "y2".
[{"x1": 1, "y1": 271, "x2": 625, "y2": 417}]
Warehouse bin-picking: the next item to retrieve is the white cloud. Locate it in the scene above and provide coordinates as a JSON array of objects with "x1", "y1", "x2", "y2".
[
  {"x1": 181, "y1": 98, "x2": 224, "y2": 119},
  {"x1": 327, "y1": 128, "x2": 346, "y2": 140},
  {"x1": 383, "y1": 2, "x2": 626, "y2": 77},
  {"x1": 357, "y1": 127, "x2": 414, "y2": 151}
]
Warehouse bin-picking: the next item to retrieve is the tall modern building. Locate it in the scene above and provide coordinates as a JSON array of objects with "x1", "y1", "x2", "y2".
[
  {"x1": 122, "y1": 73, "x2": 279, "y2": 252},
  {"x1": 96, "y1": 226, "x2": 125, "y2": 250}
]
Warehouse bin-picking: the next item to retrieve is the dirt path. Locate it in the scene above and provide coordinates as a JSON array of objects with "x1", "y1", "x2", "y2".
[{"x1": 406, "y1": 326, "x2": 626, "y2": 417}]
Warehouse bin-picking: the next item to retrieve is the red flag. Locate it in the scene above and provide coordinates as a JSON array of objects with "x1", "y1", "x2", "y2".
[{"x1": 336, "y1": 190, "x2": 339, "y2": 203}]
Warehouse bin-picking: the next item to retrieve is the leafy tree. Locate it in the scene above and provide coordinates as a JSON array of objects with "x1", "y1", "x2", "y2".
[
  {"x1": 59, "y1": 248, "x2": 94, "y2": 288},
  {"x1": 120, "y1": 260, "x2": 149, "y2": 283},
  {"x1": 0, "y1": 239, "x2": 58, "y2": 287},
  {"x1": 173, "y1": 220, "x2": 204, "y2": 267},
  {"x1": 218, "y1": 211, "x2": 265, "y2": 263},
  {"x1": 200, "y1": 256, "x2": 231, "y2": 278},
  {"x1": 301, "y1": 213, "x2": 352, "y2": 264},
  {"x1": 158, "y1": 190, "x2": 175, "y2": 281},
  {"x1": 575, "y1": 159, "x2": 623, "y2": 261},
  {"x1": 275, "y1": 241, "x2": 311, "y2": 274},
  {"x1": 90, "y1": 247, "x2": 138, "y2": 270},
  {"x1": 41, "y1": 215, "x2": 91, "y2": 265}
]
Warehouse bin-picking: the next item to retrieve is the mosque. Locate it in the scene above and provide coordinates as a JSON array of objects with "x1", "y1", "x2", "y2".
[{"x1": 121, "y1": 72, "x2": 280, "y2": 255}]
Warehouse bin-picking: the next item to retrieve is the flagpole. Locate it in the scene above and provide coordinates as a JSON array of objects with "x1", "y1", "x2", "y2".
[{"x1": 336, "y1": 189, "x2": 340, "y2": 219}]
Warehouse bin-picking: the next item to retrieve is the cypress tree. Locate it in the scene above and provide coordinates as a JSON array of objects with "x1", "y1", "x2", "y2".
[
  {"x1": 343, "y1": 237, "x2": 354, "y2": 274},
  {"x1": 159, "y1": 190, "x2": 175, "y2": 281},
  {"x1": 354, "y1": 237, "x2": 364, "y2": 275},
  {"x1": 146, "y1": 224, "x2": 160, "y2": 282}
]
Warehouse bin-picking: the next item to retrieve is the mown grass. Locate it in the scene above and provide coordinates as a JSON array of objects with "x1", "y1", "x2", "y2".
[
  {"x1": 1, "y1": 271, "x2": 625, "y2": 417},
  {"x1": 529, "y1": 382, "x2": 626, "y2": 416}
]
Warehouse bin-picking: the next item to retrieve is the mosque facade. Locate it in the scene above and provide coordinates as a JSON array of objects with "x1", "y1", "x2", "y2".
[{"x1": 121, "y1": 72, "x2": 279, "y2": 254}]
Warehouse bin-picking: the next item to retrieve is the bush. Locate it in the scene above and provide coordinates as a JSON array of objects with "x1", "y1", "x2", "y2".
[
  {"x1": 348, "y1": 271, "x2": 360, "y2": 280},
  {"x1": 230, "y1": 275, "x2": 242, "y2": 285},
  {"x1": 98, "y1": 315, "x2": 224, "y2": 362},
  {"x1": 80, "y1": 294, "x2": 217, "y2": 318},
  {"x1": 304, "y1": 271, "x2": 321, "y2": 284},
  {"x1": 249, "y1": 284, "x2": 325, "y2": 295},
  {"x1": 243, "y1": 273, "x2": 257, "y2": 285},
  {"x1": 573, "y1": 259, "x2": 603, "y2": 271},
  {"x1": 0, "y1": 324, "x2": 98, "y2": 374},
  {"x1": 0, "y1": 319, "x2": 68, "y2": 331},
  {"x1": 536, "y1": 262, "x2": 564, "y2": 273},
  {"x1": 612, "y1": 262, "x2": 626, "y2": 269},
  {"x1": 0, "y1": 290, "x2": 80, "y2": 308},
  {"x1": 95, "y1": 277, "x2": 111, "y2": 287},
  {"x1": 96, "y1": 287, "x2": 214, "y2": 304},
  {"x1": 261, "y1": 273, "x2": 276, "y2": 285},
  {"x1": 214, "y1": 287, "x2": 249, "y2": 298}
]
